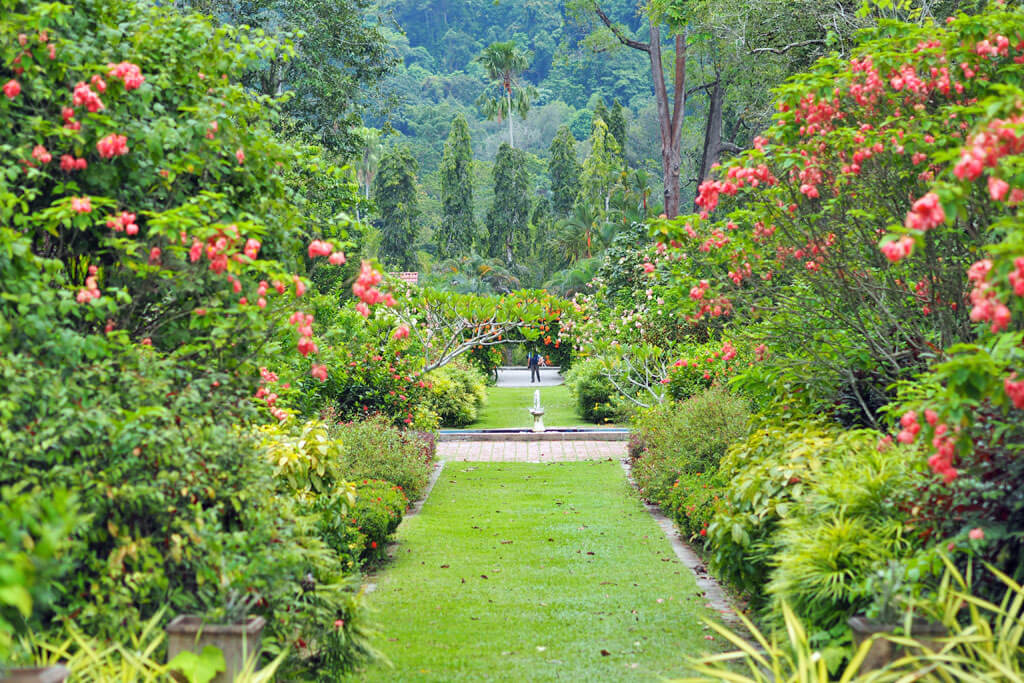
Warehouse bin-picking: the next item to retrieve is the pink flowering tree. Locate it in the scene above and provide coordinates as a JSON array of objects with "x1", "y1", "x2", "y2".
[
  {"x1": 0, "y1": 0, "x2": 392, "y2": 667},
  {"x1": 650, "y1": 8, "x2": 1024, "y2": 427},
  {"x1": 649, "y1": 6, "x2": 1024, "y2": 573},
  {"x1": 0, "y1": 0, "x2": 381, "y2": 391}
]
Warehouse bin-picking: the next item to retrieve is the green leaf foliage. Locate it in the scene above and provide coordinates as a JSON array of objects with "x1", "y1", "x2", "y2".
[
  {"x1": 373, "y1": 145, "x2": 420, "y2": 271},
  {"x1": 437, "y1": 114, "x2": 475, "y2": 259}
]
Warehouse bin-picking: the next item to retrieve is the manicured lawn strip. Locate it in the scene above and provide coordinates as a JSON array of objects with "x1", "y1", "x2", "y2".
[
  {"x1": 351, "y1": 461, "x2": 718, "y2": 681},
  {"x1": 471, "y1": 384, "x2": 594, "y2": 429}
]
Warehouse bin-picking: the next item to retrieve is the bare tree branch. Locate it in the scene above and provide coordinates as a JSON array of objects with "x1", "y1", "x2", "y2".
[
  {"x1": 748, "y1": 38, "x2": 827, "y2": 55},
  {"x1": 594, "y1": 5, "x2": 650, "y2": 53}
]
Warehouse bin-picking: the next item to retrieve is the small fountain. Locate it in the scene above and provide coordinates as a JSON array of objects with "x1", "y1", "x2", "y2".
[{"x1": 529, "y1": 389, "x2": 545, "y2": 433}]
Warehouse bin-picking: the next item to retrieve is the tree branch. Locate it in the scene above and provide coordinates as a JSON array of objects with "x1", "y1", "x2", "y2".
[
  {"x1": 594, "y1": 5, "x2": 650, "y2": 53},
  {"x1": 748, "y1": 38, "x2": 826, "y2": 55}
]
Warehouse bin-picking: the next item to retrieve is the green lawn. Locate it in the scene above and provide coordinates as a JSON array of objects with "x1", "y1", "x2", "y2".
[
  {"x1": 470, "y1": 384, "x2": 595, "y2": 429},
  {"x1": 350, "y1": 462, "x2": 719, "y2": 681}
]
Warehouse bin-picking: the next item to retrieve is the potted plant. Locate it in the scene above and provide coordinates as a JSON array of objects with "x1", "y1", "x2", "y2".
[
  {"x1": 166, "y1": 590, "x2": 265, "y2": 683},
  {"x1": 0, "y1": 667, "x2": 70, "y2": 683},
  {"x1": 848, "y1": 561, "x2": 947, "y2": 671}
]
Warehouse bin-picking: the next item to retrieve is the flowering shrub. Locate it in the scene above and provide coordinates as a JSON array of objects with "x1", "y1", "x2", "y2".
[
  {"x1": 349, "y1": 480, "x2": 408, "y2": 564},
  {"x1": 0, "y1": 0, "x2": 383, "y2": 675},
  {"x1": 630, "y1": 387, "x2": 749, "y2": 544},
  {"x1": 331, "y1": 416, "x2": 435, "y2": 500},
  {"x1": 651, "y1": 8, "x2": 1024, "y2": 427}
]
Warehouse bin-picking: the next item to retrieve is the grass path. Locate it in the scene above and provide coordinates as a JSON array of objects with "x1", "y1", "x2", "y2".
[
  {"x1": 470, "y1": 384, "x2": 595, "y2": 429},
  {"x1": 351, "y1": 461, "x2": 718, "y2": 681}
]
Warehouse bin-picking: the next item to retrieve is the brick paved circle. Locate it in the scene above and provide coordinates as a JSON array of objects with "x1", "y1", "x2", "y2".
[{"x1": 436, "y1": 439, "x2": 626, "y2": 463}]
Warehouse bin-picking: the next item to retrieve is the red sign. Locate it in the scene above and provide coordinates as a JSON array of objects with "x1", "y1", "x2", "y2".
[{"x1": 392, "y1": 271, "x2": 419, "y2": 285}]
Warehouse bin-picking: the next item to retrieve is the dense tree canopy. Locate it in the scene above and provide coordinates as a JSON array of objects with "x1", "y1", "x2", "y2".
[
  {"x1": 374, "y1": 146, "x2": 420, "y2": 271},
  {"x1": 179, "y1": 0, "x2": 396, "y2": 156},
  {"x1": 437, "y1": 114, "x2": 476, "y2": 259},
  {"x1": 485, "y1": 143, "x2": 532, "y2": 268}
]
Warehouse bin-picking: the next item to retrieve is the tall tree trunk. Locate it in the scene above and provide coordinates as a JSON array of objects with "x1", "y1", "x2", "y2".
[
  {"x1": 697, "y1": 79, "x2": 725, "y2": 187},
  {"x1": 593, "y1": 6, "x2": 687, "y2": 218},
  {"x1": 648, "y1": 29, "x2": 686, "y2": 218},
  {"x1": 507, "y1": 88, "x2": 514, "y2": 148}
]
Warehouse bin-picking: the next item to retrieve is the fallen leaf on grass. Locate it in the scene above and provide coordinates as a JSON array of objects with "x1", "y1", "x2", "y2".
[
  {"x1": 440, "y1": 564, "x2": 449, "y2": 569},
  {"x1": 480, "y1": 574, "x2": 488, "y2": 579},
  {"x1": 500, "y1": 540, "x2": 513, "y2": 544},
  {"x1": 600, "y1": 649, "x2": 611, "y2": 657}
]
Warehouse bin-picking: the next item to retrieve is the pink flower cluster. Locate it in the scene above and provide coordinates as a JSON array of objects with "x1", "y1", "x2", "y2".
[
  {"x1": 307, "y1": 239, "x2": 346, "y2": 265},
  {"x1": 967, "y1": 259, "x2": 1011, "y2": 332},
  {"x1": 689, "y1": 280, "x2": 711, "y2": 300},
  {"x1": 31, "y1": 145, "x2": 52, "y2": 164},
  {"x1": 694, "y1": 163, "x2": 775, "y2": 216},
  {"x1": 881, "y1": 236, "x2": 915, "y2": 263},
  {"x1": 904, "y1": 192, "x2": 946, "y2": 231},
  {"x1": 106, "y1": 211, "x2": 139, "y2": 235},
  {"x1": 97, "y1": 134, "x2": 129, "y2": 158},
  {"x1": 61, "y1": 107, "x2": 80, "y2": 131},
  {"x1": 899, "y1": 410, "x2": 958, "y2": 483},
  {"x1": 3, "y1": 79, "x2": 20, "y2": 99},
  {"x1": 107, "y1": 61, "x2": 145, "y2": 90},
  {"x1": 255, "y1": 366, "x2": 288, "y2": 421},
  {"x1": 310, "y1": 364, "x2": 328, "y2": 383},
  {"x1": 1005, "y1": 373, "x2": 1024, "y2": 409},
  {"x1": 76, "y1": 265, "x2": 101, "y2": 303},
  {"x1": 953, "y1": 116, "x2": 1024, "y2": 182},
  {"x1": 72, "y1": 81, "x2": 104, "y2": 112},
  {"x1": 352, "y1": 261, "x2": 394, "y2": 317},
  {"x1": 1008, "y1": 257, "x2": 1024, "y2": 296},
  {"x1": 60, "y1": 154, "x2": 87, "y2": 172},
  {"x1": 289, "y1": 310, "x2": 318, "y2": 357},
  {"x1": 70, "y1": 196, "x2": 91, "y2": 213},
  {"x1": 393, "y1": 324, "x2": 410, "y2": 340}
]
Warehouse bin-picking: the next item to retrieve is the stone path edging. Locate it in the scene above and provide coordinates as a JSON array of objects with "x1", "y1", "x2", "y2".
[
  {"x1": 363, "y1": 458, "x2": 445, "y2": 594},
  {"x1": 619, "y1": 458, "x2": 747, "y2": 633},
  {"x1": 438, "y1": 430, "x2": 629, "y2": 442}
]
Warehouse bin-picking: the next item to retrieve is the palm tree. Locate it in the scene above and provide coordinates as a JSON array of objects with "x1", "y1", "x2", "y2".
[
  {"x1": 433, "y1": 253, "x2": 522, "y2": 295},
  {"x1": 552, "y1": 203, "x2": 622, "y2": 265},
  {"x1": 545, "y1": 258, "x2": 600, "y2": 298},
  {"x1": 355, "y1": 127, "x2": 383, "y2": 200},
  {"x1": 475, "y1": 41, "x2": 537, "y2": 148}
]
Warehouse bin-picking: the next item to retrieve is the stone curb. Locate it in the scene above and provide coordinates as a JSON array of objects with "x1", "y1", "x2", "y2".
[
  {"x1": 363, "y1": 458, "x2": 445, "y2": 594},
  {"x1": 438, "y1": 430, "x2": 629, "y2": 442},
  {"x1": 619, "y1": 458, "x2": 748, "y2": 634}
]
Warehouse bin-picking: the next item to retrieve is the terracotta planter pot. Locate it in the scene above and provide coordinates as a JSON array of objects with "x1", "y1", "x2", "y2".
[
  {"x1": 166, "y1": 615, "x2": 265, "y2": 683},
  {"x1": 849, "y1": 615, "x2": 947, "y2": 671},
  {"x1": 0, "y1": 666, "x2": 70, "y2": 683}
]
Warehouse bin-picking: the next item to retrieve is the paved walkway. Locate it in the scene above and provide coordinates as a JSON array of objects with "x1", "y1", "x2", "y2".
[
  {"x1": 495, "y1": 366, "x2": 563, "y2": 387},
  {"x1": 438, "y1": 439, "x2": 626, "y2": 462}
]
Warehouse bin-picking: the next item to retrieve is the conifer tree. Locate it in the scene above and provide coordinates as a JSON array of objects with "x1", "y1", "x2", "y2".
[
  {"x1": 608, "y1": 99, "x2": 628, "y2": 157},
  {"x1": 593, "y1": 97, "x2": 610, "y2": 131},
  {"x1": 486, "y1": 143, "x2": 531, "y2": 268},
  {"x1": 438, "y1": 114, "x2": 475, "y2": 259},
  {"x1": 373, "y1": 146, "x2": 420, "y2": 271},
  {"x1": 577, "y1": 119, "x2": 622, "y2": 214},
  {"x1": 548, "y1": 125, "x2": 581, "y2": 217}
]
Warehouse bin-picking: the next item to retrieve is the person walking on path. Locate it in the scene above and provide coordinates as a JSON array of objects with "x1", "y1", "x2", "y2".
[{"x1": 528, "y1": 351, "x2": 541, "y2": 383}]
